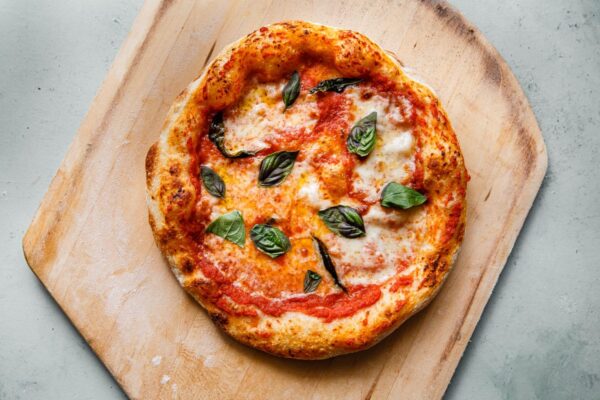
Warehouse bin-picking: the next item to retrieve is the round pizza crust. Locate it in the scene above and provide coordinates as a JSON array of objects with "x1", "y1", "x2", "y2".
[{"x1": 145, "y1": 21, "x2": 468, "y2": 359}]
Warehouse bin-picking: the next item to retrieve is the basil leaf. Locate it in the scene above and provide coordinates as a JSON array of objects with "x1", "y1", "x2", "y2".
[
  {"x1": 258, "y1": 150, "x2": 299, "y2": 187},
  {"x1": 205, "y1": 210, "x2": 245, "y2": 247},
  {"x1": 282, "y1": 71, "x2": 301, "y2": 111},
  {"x1": 347, "y1": 112, "x2": 377, "y2": 157},
  {"x1": 309, "y1": 77, "x2": 362, "y2": 94},
  {"x1": 200, "y1": 166, "x2": 225, "y2": 198},
  {"x1": 380, "y1": 182, "x2": 427, "y2": 209},
  {"x1": 303, "y1": 270, "x2": 322, "y2": 293},
  {"x1": 312, "y1": 236, "x2": 347, "y2": 292},
  {"x1": 250, "y1": 223, "x2": 291, "y2": 258},
  {"x1": 318, "y1": 205, "x2": 365, "y2": 238},
  {"x1": 208, "y1": 112, "x2": 256, "y2": 159}
]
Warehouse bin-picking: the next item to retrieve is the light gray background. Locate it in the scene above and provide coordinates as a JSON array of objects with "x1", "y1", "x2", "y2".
[{"x1": 1, "y1": 0, "x2": 598, "y2": 399}]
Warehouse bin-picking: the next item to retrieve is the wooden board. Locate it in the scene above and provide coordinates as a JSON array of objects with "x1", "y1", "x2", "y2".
[{"x1": 22, "y1": 0, "x2": 547, "y2": 399}]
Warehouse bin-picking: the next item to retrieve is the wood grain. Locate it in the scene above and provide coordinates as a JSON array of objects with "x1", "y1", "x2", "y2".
[{"x1": 23, "y1": 0, "x2": 547, "y2": 399}]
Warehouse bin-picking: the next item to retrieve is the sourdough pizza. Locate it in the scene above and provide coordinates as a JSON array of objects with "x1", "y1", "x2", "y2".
[{"x1": 145, "y1": 21, "x2": 468, "y2": 359}]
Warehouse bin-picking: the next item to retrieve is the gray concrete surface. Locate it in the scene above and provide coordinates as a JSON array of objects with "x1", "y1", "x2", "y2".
[{"x1": 1, "y1": 0, "x2": 598, "y2": 399}]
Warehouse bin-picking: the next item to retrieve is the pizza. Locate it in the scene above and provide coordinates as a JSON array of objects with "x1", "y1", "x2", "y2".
[{"x1": 145, "y1": 21, "x2": 468, "y2": 359}]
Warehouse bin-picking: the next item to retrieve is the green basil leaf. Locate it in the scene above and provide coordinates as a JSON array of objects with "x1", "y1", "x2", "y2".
[
  {"x1": 250, "y1": 223, "x2": 291, "y2": 258},
  {"x1": 380, "y1": 182, "x2": 427, "y2": 209},
  {"x1": 258, "y1": 150, "x2": 299, "y2": 187},
  {"x1": 205, "y1": 210, "x2": 245, "y2": 247},
  {"x1": 303, "y1": 270, "x2": 322, "y2": 293},
  {"x1": 312, "y1": 236, "x2": 347, "y2": 292},
  {"x1": 318, "y1": 205, "x2": 365, "y2": 238},
  {"x1": 282, "y1": 71, "x2": 301, "y2": 111},
  {"x1": 208, "y1": 112, "x2": 256, "y2": 159},
  {"x1": 347, "y1": 111, "x2": 377, "y2": 157},
  {"x1": 200, "y1": 166, "x2": 225, "y2": 198},
  {"x1": 309, "y1": 77, "x2": 362, "y2": 94}
]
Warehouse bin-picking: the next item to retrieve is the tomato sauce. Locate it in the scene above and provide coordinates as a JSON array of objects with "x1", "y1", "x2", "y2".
[
  {"x1": 390, "y1": 275, "x2": 414, "y2": 293},
  {"x1": 191, "y1": 249, "x2": 382, "y2": 322}
]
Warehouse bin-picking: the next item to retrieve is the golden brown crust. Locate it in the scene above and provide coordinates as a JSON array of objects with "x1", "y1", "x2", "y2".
[{"x1": 145, "y1": 21, "x2": 468, "y2": 359}]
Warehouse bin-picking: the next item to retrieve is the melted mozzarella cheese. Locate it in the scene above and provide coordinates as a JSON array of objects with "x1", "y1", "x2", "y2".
[
  {"x1": 297, "y1": 174, "x2": 331, "y2": 210},
  {"x1": 223, "y1": 81, "x2": 318, "y2": 153},
  {"x1": 330, "y1": 228, "x2": 404, "y2": 286},
  {"x1": 363, "y1": 203, "x2": 408, "y2": 226},
  {"x1": 329, "y1": 206, "x2": 413, "y2": 286},
  {"x1": 345, "y1": 87, "x2": 415, "y2": 202},
  {"x1": 381, "y1": 133, "x2": 413, "y2": 155}
]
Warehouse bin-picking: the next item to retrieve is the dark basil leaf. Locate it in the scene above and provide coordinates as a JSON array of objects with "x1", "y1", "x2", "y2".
[
  {"x1": 347, "y1": 111, "x2": 377, "y2": 157},
  {"x1": 208, "y1": 112, "x2": 256, "y2": 159},
  {"x1": 205, "y1": 210, "x2": 245, "y2": 247},
  {"x1": 309, "y1": 77, "x2": 362, "y2": 94},
  {"x1": 312, "y1": 236, "x2": 347, "y2": 292},
  {"x1": 303, "y1": 270, "x2": 322, "y2": 293},
  {"x1": 258, "y1": 150, "x2": 299, "y2": 187},
  {"x1": 318, "y1": 205, "x2": 365, "y2": 238},
  {"x1": 380, "y1": 182, "x2": 427, "y2": 209},
  {"x1": 250, "y1": 223, "x2": 291, "y2": 258},
  {"x1": 200, "y1": 166, "x2": 225, "y2": 198},
  {"x1": 282, "y1": 71, "x2": 301, "y2": 111}
]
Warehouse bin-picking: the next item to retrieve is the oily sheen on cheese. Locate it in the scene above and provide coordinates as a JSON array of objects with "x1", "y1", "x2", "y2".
[
  {"x1": 223, "y1": 80, "x2": 319, "y2": 154},
  {"x1": 145, "y1": 21, "x2": 468, "y2": 359}
]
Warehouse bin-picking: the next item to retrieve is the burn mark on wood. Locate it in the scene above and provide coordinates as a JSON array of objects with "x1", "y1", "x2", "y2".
[
  {"x1": 515, "y1": 127, "x2": 538, "y2": 179},
  {"x1": 203, "y1": 40, "x2": 218, "y2": 68},
  {"x1": 434, "y1": 3, "x2": 449, "y2": 18},
  {"x1": 484, "y1": 187, "x2": 492, "y2": 201},
  {"x1": 363, "y1": 364, "x2": 385, "y2": 400},
  {"x1": 482, "y1": 51, "x2": 502, "y2": 85}
]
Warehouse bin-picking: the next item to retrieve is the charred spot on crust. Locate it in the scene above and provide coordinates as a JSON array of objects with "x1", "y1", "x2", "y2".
[
  {"x1": 169, "y1": 164, "x2": 180, "y2": 175},
  {"x1": 361, "y1": 91, "x2": 374, "y2": 100},
  {"x1": 182, "y1": 259, "x2": 195, "y2": 274},
  {"x1": 210, "y1": 313, "x2": 229, "y2": 327},
  {"x1": 172, "y1": 187, "x2": 187, "y2": 201},
  {"x1": 145, "y1": 143, "x2": 158, "y2": 186},
  {"x1": 421, "y1": 254, "x2": 451, "y2": 288},
  {"x1": 158, "y1": 227, "x2": 177, "y2": 246}
]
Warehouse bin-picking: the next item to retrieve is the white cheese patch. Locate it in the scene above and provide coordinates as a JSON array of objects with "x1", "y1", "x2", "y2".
[
  {"x1": 223, "y1": 81, "x2": 318, "y2": 153},
  {"x1": 296, "y1": 173, "x2": 331, "y2": 210},
  {"x1": 363, "y1": 203, "x2": 409, "y2": 226},
  {"x1": 381, "y1": 133, "x2": 413, "y2": 155},
  {"x1": 345, "y1": 87, "x2": 415, "y2": 202},
  {"x1": 329, "y1": 224, "x2": 395, "y2": 286},
  {"x1": 160, "y1": 375, "x2": 171, "y2": 385},
  {"x1": 201, "y1": 195, "x2": 222, "y2": 221},
  {"x1": 327, "y1": 205, "x2": 415, "y2": 286}
]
